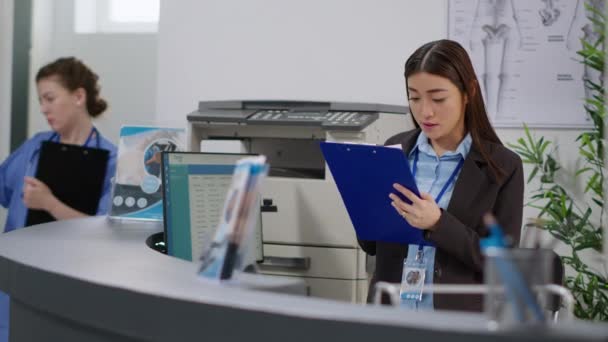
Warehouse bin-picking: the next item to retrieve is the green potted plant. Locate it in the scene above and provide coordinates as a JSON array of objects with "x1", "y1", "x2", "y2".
[{"x1": 508, "y1": 3, "x2": 607, "y2": 320}]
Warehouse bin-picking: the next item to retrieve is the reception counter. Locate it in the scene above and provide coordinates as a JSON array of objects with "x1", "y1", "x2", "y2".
[{"x1": 0, "y1": 217, "x2": 605, "y2": 341}]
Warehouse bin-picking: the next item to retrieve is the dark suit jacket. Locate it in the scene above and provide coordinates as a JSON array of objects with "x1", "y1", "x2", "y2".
[{"x1": 359, "y1": 129, "x2": 524, "y2": 312}]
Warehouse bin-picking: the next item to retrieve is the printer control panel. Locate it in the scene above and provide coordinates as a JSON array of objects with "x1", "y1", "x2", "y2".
[
  {"x1": 247, "y1": 110, "x2": 378, "y2": 130},
  {"x1": 187, "y1": 101, "x2": 410, "y2": 131}
]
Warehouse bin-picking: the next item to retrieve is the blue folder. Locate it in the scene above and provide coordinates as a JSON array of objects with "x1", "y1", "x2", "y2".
[{"x1": 320, "y1": 141, "x2": 430, "y2": 245}]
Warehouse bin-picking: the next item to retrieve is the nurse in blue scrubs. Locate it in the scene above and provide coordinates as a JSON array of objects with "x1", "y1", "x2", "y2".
[{"x1": 0, "y1": 57, "x2": 117, "y2": 341}]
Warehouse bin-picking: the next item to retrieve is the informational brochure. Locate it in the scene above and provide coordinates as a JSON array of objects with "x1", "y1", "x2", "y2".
[
  {"x1": 109, "y1": 126, "x2": 185, "y2": 221},
  {"x1": 198, "y1": 156, "x2": 268, "y2": 281}
]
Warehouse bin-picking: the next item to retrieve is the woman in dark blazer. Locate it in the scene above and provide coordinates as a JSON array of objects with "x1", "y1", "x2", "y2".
[{"x1": 359, "y1": 39, "x2": 524, "y2": 312}]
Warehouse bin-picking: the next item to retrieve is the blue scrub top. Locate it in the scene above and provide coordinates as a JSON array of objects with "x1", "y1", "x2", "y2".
[{"x1": 0, "y1": 129, "x2": 117, "y2": 232}]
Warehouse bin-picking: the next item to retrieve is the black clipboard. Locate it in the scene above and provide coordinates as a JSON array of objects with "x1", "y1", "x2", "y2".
[
  {"x1": 320, "y1": 141, "x2": 432, "y2": 245},
  {"x1": 25, "y1": 141, "x2": 110, "y2": 227}
]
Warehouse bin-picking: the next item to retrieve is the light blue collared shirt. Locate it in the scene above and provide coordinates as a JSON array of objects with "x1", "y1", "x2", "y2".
[
  {"x1": 0, "y1": 129, "x2": 117, "y2": 232},
  {"x1": 401, "y1": 131, "x2": 472, "y2": 310}
]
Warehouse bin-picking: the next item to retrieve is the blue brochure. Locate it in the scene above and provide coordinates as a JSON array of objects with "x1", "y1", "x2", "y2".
[
  {"x1": 198, "y1": 156, "x2": 268, "y2": 281},
  {"x1": 320, "y1": 141, "x2": 430, "y2": 245}
]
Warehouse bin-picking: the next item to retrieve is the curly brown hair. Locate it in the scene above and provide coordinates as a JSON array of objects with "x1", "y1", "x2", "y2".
[{"x1": 36, "y1": 57, "x2": 108, "y2": 117}]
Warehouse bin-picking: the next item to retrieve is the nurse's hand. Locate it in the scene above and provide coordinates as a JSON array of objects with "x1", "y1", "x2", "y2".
[
  {"x1": 389, "y1": 183, "x2": 441, "y2": 230},
  {"x1": 22, "y1": 177, "x2": 57, "y2": 211}
]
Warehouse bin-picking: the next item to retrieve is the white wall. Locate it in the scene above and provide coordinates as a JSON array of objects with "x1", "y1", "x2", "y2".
[
  {"x1": 0, "y1": 0, "x2": 14, "y2": 225},
  {"x1": 156, "y1": 0, "x2": 603, "y2": 257},
  {"x1": 156, "y1": 0, "x2": 449, "y2": 127},
  {"x1": 28, "y1": 0, "x2": 159, "y2": 145}
]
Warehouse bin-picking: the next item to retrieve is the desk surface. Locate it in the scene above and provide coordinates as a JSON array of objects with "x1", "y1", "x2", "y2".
[{"x1": 0, "y1": 217, "x2": 605, "y2": 342}]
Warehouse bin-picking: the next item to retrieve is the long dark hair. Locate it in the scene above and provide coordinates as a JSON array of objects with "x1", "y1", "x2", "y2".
[
  {"x1": 404, "y1": 39, "x2": 504, "y2": 182},
  {"x1": 36, "y1": 57, "x2": 108, "y2": 117}
]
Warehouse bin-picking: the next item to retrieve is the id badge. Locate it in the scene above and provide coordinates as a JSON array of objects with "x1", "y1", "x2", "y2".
[{"x1": 400, "y1": 248, "x2": 426, "y2": 301}]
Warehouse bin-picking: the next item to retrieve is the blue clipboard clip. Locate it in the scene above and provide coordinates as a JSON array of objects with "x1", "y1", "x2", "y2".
[{"x1": 320, "y1": 141, "x2": 432, "y2": 245}]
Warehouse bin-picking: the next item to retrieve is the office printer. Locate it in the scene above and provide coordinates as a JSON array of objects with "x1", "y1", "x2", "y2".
[{"x1": 187, "y1": 100, "x2": 415, "y2": 302}]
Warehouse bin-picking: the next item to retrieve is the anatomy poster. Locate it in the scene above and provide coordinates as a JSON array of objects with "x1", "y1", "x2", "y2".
[{"x1": 448, "y1": 0, "x2": 604, "y2": 128}]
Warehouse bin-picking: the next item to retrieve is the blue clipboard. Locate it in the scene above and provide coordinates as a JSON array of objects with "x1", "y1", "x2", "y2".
[{"x1": 320, "y1": 141, "x2": 430, "y2": 245}]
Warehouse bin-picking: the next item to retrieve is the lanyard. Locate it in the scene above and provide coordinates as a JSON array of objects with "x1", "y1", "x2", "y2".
[
  {"x1": 412, "y1": 148, "x2": 464, "y2": 204},
  {"x1": 48, "y1": 127, "x2": 100, "y2": 148},
  {"x1": 412, "y1": 148, "x2": 464, "y2": 250}
]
